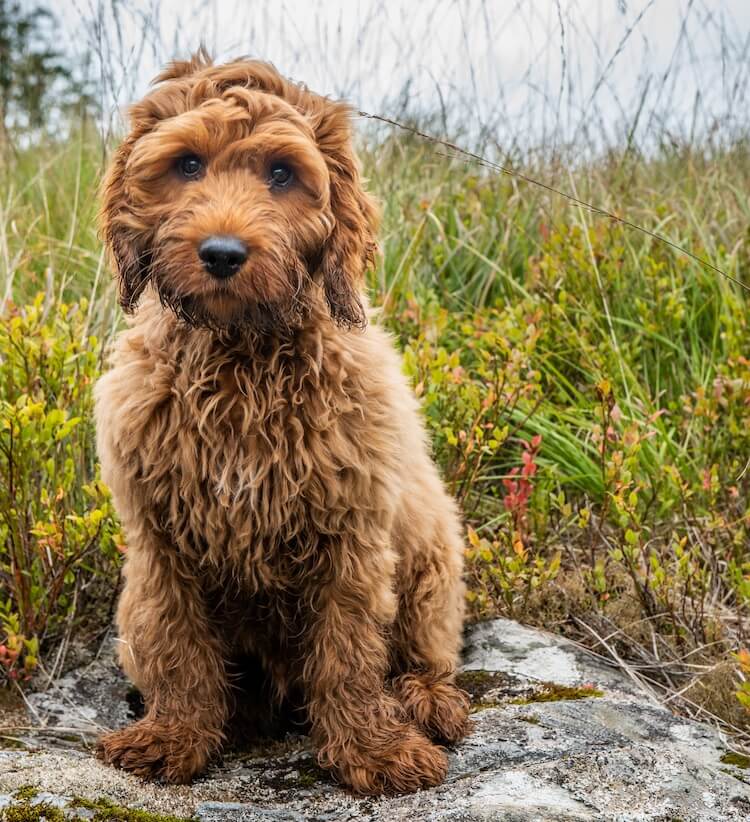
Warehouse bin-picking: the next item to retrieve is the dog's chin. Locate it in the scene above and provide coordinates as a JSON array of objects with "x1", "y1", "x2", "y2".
[
  {"x1": 155, "y1": 285, "x2": 310, "y2": 337},
  {"x1": 199, "y1": 292, "x2": 249, "y2": 324}
]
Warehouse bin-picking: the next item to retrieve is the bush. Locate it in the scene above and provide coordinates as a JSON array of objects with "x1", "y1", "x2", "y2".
[
  {"x1": 3, "y1": 132, "x2": 750, "y2": 748},
  {"x1": 381, "y1": 210, "x2": 750, "y2": 742},
  {"x1": 0, "y1": 293, "x2": 121, "y2": 684}
]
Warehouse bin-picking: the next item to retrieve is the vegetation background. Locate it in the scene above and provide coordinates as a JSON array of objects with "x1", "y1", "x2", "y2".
[{"x1": 2, "y1": 0, "x2": 750, "y2": 753}]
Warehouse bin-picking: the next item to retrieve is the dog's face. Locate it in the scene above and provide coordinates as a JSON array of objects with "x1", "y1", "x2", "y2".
[{"x1": 101, "y1": 53, "x2": 378, "y2": 332}]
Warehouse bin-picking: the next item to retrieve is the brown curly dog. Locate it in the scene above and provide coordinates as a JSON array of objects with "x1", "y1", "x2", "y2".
[{"x1": 94, "y1": 51, "x2": 470, "y2": 795}]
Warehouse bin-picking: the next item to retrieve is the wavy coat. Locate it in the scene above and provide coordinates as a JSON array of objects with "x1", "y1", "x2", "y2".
[{"x1": 94, "y1": 52, "x2": 469, "y2": 795}]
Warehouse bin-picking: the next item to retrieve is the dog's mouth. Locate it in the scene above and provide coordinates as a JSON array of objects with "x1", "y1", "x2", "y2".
[
  {"x1": 145, "y1": 239, "x2": 316, "y2": 335},
  {"x1": 153, "y1": 273, "x2": 312, "y2": 336}
]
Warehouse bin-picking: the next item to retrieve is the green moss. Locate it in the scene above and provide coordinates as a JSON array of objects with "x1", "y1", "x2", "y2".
[
  {"x1": 295, "y1": 764, "x2": 327, "y2": 787},
  {"x1": 458, "y1": 671, "x2": 603, "y2": 711},
  {"x1": 1, "y1": 803, "x2": 65, "y2": 822},
  {"x1": 69, "y1": 799, "x2": 194, "y2": 822},
  {"x1": 12, "y1": 788, "x2": 39, "y2": 802},
  {"x1": 721, "y1": 751, "x2": 750, "y2": 769},
  {"x1": 455, "y1": 670, "x2": 493, "y2": 688},
  {"x1": 511, "y1": 683, "x2": 603, "y2": 705},
  {"x1": 455, "y1": 670, "x2": 511, "y2": 702}
]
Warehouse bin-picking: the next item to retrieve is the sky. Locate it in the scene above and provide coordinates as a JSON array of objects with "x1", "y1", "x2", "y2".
[{"x1": 54, "y1": 0, "x2": 750, "y2": 148}]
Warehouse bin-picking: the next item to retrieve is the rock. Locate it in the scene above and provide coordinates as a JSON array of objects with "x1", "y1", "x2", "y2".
[
  {"x1": 462, "y1": 618, "x2": 643, "y2": 696},
  {"x1": 1, "y1": 618, "x2": 749, "y2": 821}
]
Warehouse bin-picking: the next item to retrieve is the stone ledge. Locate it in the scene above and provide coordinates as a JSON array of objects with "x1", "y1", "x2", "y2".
[{"x1": 1, "y1": 619, "x2": 748, "y2": 821}]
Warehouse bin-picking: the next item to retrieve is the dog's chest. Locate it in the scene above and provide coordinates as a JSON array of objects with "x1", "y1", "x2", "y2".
[{"x1": 122, "y1": 340, "x2": 366, "y2": 579}]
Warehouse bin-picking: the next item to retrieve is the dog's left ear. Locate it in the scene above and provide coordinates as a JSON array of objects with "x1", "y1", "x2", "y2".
[{"x1": 312, "y1": 101, "x2": 379, "y2": 328}]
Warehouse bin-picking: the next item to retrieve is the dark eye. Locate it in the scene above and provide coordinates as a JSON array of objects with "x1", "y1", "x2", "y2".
[
  {"x1": 178, "y1": 154, "x2": 203, "y2": 179},
  {"x1": 269, "y1": 161, "x2": 293, "y2": 189}
]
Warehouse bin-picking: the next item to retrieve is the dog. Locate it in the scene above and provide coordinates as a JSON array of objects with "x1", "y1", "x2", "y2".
[{"x1": 94, "y1": 51, "x2": 470, "y2": 795}]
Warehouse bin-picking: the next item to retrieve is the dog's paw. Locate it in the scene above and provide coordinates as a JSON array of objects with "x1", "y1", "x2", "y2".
[
  {"x1": 333, "y1": 725, "x2": 448, "y2": 795},
  {"x1": 392, "y1": 672, "x2": 472, "y2": 744},
  {"x1": 96, "y1": 719, "x2": 214, "y2": 784}
]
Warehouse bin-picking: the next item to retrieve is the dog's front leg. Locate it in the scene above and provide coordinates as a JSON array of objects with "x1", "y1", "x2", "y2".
[
  {"x1": 97, "y1": 538, "x2": 228, "y2": 784},
  {"x1": 303, "y1": 539, "x2": 448, "y2": 795}
]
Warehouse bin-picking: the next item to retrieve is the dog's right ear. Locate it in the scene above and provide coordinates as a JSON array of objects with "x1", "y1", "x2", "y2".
[
  {"x1": 99, "y1": 132, "x2": 153, "y2": 313},
  {"x1": 101, "y1": 50, "x2": 216, "y2": 313}
]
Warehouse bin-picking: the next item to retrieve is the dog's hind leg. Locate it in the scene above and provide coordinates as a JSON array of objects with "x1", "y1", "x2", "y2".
[{"x1": 389, "y1": 485, "x2": 472, "y2": 745}]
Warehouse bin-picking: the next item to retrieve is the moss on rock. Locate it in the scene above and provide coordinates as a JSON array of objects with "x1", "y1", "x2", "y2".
[
  {"x1": 0, "y1": 797, "x2": 194, "y2": 822},
  {"x1": 457, "y1": 669, "x2": 603, "y2": 711},
  {"x1": 721, "y1": 751, "x2": 750, "y2": 769},
  {"x1": 69, "y1": 798, "x2": 193, "y2": 822},
  {"x1": 1, "y1": 803, "x2": 65, "y2": 822},
  {"x1": 455, "y1": 670, "x2": 511, "y2": 702},
  {"x1": 511, "y1": 683, "x2": 603, "y2": 705}
]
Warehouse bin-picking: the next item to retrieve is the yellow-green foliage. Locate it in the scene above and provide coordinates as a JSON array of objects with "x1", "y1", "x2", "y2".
[
  {"x1": 367, "y1": 140, "x2": 750, "y2": 740},
  {"x1": 3, "y1": 133, "x2": 750, "y2": 742},
  {"x1": 0, "y1": 294, "x2": 121, "y2": 683}
]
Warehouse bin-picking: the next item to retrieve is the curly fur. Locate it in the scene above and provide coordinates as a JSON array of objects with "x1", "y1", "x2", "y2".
[{"x1": 94, "y1": 51, "x2": 470, "y2": 795}]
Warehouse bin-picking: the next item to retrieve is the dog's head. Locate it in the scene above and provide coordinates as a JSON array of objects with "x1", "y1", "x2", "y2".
[{"x1": 100, "y1": 50, "x2": 379, "y2": 332}]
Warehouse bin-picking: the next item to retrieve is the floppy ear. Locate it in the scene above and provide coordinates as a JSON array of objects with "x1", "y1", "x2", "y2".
[
  {"x1": 99, "y1": 130, "x2": 153, "y2": 313},
  {"x1": 100, "y1": 49, "x2": 216, "y2": 313},
  {"x1": 313, "y1": 102, "x2": 379, "y2": 328}
]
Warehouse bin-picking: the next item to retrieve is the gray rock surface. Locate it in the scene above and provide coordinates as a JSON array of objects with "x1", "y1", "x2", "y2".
[{"x1": 1, "y1": 618, "x2": 749, "y2": 821}]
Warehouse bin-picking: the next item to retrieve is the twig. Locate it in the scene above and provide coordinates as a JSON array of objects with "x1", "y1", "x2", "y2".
[
  {"x1": 573, "y1": 616, "x2": 665, "y2": 708},
  {"x1": 0, "y1": 724, "x2": 99, "y2": 737},
  {"x1": 11, "y1": 679, "x2": 45, "y2": 728},
  {"x1": 358, "y1": 111, "x2": 750, "y2": 294}
]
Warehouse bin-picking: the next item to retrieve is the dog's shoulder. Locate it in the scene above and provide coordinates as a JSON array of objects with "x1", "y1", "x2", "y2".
[{"x1": 94, "y1": 297, "x2": 180, "y2": 427}]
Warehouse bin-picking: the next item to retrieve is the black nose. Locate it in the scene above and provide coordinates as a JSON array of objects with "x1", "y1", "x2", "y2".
[{"x1": 198, "y1": 235, "x2": 248, "y2": 279}]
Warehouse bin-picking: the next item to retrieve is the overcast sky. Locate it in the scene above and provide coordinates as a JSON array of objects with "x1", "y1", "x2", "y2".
[{"x1": 56, "y1": 0, "x2": 750, "y2": 146}]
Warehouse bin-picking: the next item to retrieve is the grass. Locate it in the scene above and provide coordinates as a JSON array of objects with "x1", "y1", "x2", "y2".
[{"x1": 2, "y1": 122, "x2": 750, "y2": 745}]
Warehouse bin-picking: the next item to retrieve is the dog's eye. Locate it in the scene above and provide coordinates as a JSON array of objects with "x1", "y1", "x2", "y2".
[
  {"x1": 178, "y1": 155, "x2": 203, "y2": 179},
  {"x1": 268, "y1": 162, "x2": 293, "y2": 189}
]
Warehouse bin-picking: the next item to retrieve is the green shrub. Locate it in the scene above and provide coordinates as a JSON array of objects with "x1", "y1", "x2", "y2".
[
  {"x1": 3, "y1": 133, "x2": 750, "y2": 745},
  {"x1": 0, "y1": 293, "x2": 121, "y2": 684},
  {"x1": 382, "y1": 211, "x2": 750, "y2": 740}
]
